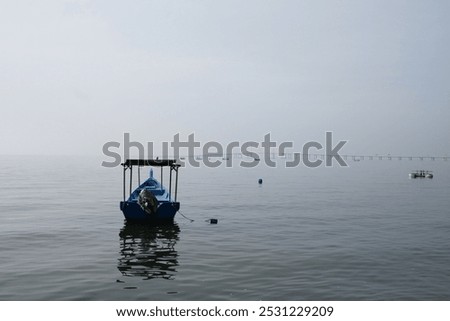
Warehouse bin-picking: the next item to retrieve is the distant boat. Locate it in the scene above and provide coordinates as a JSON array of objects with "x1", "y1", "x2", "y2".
[
  {"x1": 409, "y1": 170, "x2": 433, "y2": 179},
  {"x1": 120, "y1": 159, "x2": 181, "y2": 222}
]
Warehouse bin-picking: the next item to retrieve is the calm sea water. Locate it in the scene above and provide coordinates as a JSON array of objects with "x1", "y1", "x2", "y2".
[{"x1": 0, "y1": 155, "x2": 449, "y2": 300}]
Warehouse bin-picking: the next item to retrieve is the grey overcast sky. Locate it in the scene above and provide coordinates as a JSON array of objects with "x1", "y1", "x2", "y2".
[{"x1": 1, "y1": 0, "x2": 449, "y2": 156}]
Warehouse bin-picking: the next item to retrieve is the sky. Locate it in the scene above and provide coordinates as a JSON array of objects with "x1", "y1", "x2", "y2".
[{"x1": 1, "y1": 0, "x2": 449, "y2": 157}]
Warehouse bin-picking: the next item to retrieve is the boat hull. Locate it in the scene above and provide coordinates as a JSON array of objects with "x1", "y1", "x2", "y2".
[{"x1": 120, "y1": 201, "x2": 180, "y2": 222}]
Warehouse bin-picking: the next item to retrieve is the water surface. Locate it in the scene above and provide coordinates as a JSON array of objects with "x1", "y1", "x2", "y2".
[{"x1": 0, "y1": 156, "x2": 449, "y2": 300}]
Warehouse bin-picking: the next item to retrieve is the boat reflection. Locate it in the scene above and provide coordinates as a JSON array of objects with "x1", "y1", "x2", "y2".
[{"x1": 118, "y1": 222, "x2": 180, "y2": 280}]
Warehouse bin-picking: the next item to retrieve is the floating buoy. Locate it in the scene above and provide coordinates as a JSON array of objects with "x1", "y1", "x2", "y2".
[{"x1": 258, "y1": 178, "x2": 263, "y2": 184}]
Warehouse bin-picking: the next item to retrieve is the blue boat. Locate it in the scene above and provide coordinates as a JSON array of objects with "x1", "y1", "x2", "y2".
[{"x1": 120, "y1": 159, "x2": 181, "y2": 222}]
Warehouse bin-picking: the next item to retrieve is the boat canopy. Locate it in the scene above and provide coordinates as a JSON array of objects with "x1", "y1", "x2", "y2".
[
  {"x1": 122, "y1": 159, "x2": 179, "y2": 167},
  {"x1": 121, "y1": 159, "x2": 181, "y2": 202}
]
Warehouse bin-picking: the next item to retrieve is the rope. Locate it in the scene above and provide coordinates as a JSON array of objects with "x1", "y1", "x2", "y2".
[
  {"x1": 171, "y1": 204, "x2": 194, "y2": 222},
  {"x1": 177, "y1": 210, "x2": 194, "y2": 222}
]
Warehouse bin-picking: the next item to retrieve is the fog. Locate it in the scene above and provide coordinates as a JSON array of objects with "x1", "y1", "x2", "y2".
[{"x1": 1, "y1": 0, "x2": 449, "y2": 157}]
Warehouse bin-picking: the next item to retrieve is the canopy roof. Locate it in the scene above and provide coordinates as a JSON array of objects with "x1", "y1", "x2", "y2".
[{"x1": 121, "y1": 159, "x2": 179, "y2": 167}]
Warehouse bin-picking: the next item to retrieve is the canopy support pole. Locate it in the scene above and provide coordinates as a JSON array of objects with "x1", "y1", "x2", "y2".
[
  {"x1": 138, "y1": 166, "x2": 141, "y2": 185},
  {"x1": 169, "y1": 166, "x2": 173, "y2": 201},
  {"x1": 123, "y1": 166, "x2": 126, "y2": 202},
  {"x1": 129, "y1": 166, "x2": 133, "y2": 196},
  {"x1": 174, "y1": 167, "x2": 179, "y2": 202}
]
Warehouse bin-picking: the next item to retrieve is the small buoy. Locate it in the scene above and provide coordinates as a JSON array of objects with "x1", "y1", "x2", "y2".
[
  {"x1": 209, "y1": 219, "x2": 218, "y2": 224},
  {"x1": 258, "y1": 178, "x2": 263, "y2": 184}
]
